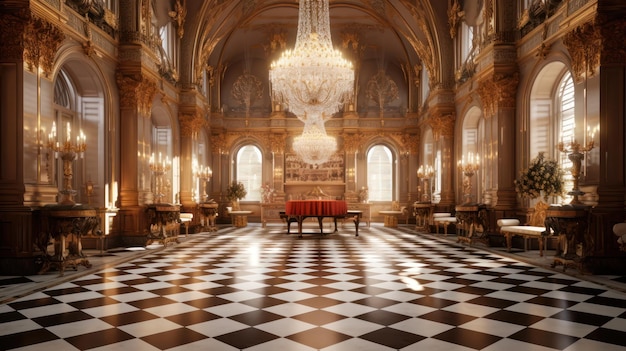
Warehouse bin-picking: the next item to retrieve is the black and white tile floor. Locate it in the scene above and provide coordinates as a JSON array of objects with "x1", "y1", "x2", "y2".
[{"x1": 2, "y1": 224, "x2": 626, "y2": 350}]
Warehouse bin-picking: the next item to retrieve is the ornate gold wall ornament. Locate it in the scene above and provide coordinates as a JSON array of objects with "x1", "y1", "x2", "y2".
[
  {"x1": 447, "y1": 0, "x2": 464, "y2": 39},
  {"x1": 476, "y1": 73, "x2": 519, "y2": 118},
  {"x1": 211, "y1": 133, "x2": 227, "y2": 154},
  {"x1": 168, "y1": 0, "x2": 187, "y2": 39},
  {"x1": 116, "y1": 73, "x2": 158, "y2": 116},
  {"x1": 427, "y1": 113, "x2": 455, "y2": 141},
  {"x1": 179, "y1": 112, "x2": 206, "y2": 137},
  {"x1": 342, "y1": 133, "x2": 362, "y2": 154},
  {"x1": 231, "y1": 71, "x2": 263, "y2": 116},
  {"x1": 23, "y1": 16, "x2": 64, "y2": 76},
  {"x1": 535, "y1": 42, "x2": 551, "y2": 60},
  {"x1": 401, "y1": 133, "x2": 420, "y2": 155},
  {"x1": 0, "y1": 7, "x2": 30, "y2": 61},
  {"x1": 563, "y1": 21, "x2": 601, "y2": 83},
  {"x1": 269, "y1": 134, "x2": 286, "y2": 154},
  {"x1": 366, "y1": 69, "x2": 399, "y2": 117},
  {"x1": 596, "y1": 14, "x2": 626, "y2": 65}
]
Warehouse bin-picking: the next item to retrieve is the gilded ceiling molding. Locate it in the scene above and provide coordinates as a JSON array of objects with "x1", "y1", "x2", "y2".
[
  {"x1": 115, "y1": 73, "x2": 158, "y2": 116},
  {"x1": 0, "y1": 7, "x2": 30, "y2": 61},
  {"x1": 168, "y1": 0, "x2": 187, "y2": 39},
  {"x1": 269, "y1": 133, "x2": 286, "y2": 154},
  {"x1": 563, "y1": 21, "x2": 601, "y2": 83},
  {"x1": 179, "y1": 112, "x2": 206, "y2": 137},
  {"x1": 476, "y1": 73, "x2": 519, "y2": 118},
  {"x1": 427, "y1": 112, "x2": 455, "y2": 141},
  {"x1": 23, "y1": 16, "x2": 64, "y2": 77}
]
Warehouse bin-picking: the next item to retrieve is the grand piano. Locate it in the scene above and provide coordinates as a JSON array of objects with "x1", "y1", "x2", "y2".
[{"x1": 284, "y1": 200, "x2": 361, "y2": 237}]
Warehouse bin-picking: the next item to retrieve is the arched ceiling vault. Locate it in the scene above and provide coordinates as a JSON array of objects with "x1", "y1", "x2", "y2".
[{"x1": 178, "y1": 0, "x2": 451, "y2": 92}]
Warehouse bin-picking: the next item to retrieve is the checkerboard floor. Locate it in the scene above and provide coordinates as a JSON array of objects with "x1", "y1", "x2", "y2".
[{"x1": 2, "y1": 224, "x2": 626, "y2": 350}]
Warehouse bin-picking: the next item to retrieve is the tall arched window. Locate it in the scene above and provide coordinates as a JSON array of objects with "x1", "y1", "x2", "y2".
[
  {"x1": 367, "y1": 145, "x2": 393, "y2": 201},
  {"x1": 236, "y1": 145, "x2": 262, "y2": 201},
  {"x1": 557, "y1": 72, "x2": 575, "y2": 203}
]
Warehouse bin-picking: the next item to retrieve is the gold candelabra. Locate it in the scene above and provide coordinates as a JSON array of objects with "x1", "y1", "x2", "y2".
[
  {"x1": 47, "y1": 122, "x2": 87, "y2": 205},
  {"x1": 457, "y1": 152, "x2": 480, "y2": 204},
  {"x1": 149, "y1": 152, "x2": 171, "y2": 203},
  {"x1": 417, "y1": 165, "x2": 434, "y2": 202},
  {"x1": 557, "y1": 134, "x2": 595, "y2": 205},
  {"x1": 194, "y1": 165, "x2": 213, "y2": 202}
]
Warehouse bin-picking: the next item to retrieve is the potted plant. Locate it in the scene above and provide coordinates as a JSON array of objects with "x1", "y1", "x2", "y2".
[
  {"x1": 514, "y1": 152, "x2": 565, "y2": 202},
  {"x1": 226, "y1": 181, "x2": 247, "y2": 210}
]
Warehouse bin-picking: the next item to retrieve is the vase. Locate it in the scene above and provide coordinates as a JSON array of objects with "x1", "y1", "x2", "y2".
[{"x1": 232, "y1": 200, "x2": 240, "y2": 211}]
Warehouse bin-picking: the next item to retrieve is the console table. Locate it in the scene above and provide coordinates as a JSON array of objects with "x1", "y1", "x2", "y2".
[
  {"x1": 455, "y1": 203, "x2": 489, "y2": 246},
  {"x1": 199, "y1": 202, "x2": 219, "y2": 231},
  {"x1": 38, "y1": 204, "x2": 101, "y2": 276},
  {"x1": 545, "y1": 204, "x2": 591, "y2": 273},
  {"x1": 146, "y1": 204, "x2": 180, "y2": 246}
]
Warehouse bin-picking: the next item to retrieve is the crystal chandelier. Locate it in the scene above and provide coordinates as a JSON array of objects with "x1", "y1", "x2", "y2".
[
  {"x1": 292, "y1": 119, "x2": 337, "y2": 165},
  {"x1": 269, "y1": 0, "x2": 354, "y2": 122}
]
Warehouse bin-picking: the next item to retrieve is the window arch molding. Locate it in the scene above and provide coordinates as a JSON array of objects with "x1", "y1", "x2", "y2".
[
  {"x1": 230, "y1": 140, "x2": 265, "y2": 202},
  {"x1": 526, "y1": 59, "x2": 574, "y2": 205},
  {"x1": 457, "y1": 105, "x2": 485, "y2": 204},
  {"x1": 364, "y1": 139, "x2": 400, "y2": 202}
]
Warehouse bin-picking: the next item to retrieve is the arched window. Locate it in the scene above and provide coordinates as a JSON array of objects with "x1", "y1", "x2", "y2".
[
  {"x1": 236, "y1": 145, "x2": 262, "y2": 201},
  {"x1": 557, "y1": 72, "x2": 575, "y2": 202},
  {"x1": 367, "y1": 145, "x2": 393, "y2": 201}
]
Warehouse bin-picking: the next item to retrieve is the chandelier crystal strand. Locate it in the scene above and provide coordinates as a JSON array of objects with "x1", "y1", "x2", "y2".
[
  {"x1": 292, "y1": 119, "x2": 337, "y2": 165},
  {"x1": 269, "y1": 0, "x2": 354, "y2": 122}
]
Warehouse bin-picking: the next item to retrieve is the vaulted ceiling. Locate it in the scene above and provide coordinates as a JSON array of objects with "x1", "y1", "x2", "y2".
[{"x1": 168, "y1": 1, "x2": 454, "y2": 92}]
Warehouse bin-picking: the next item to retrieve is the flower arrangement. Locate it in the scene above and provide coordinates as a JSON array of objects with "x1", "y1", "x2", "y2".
[
  {"x1": 226, "y1": 181, "x2": 247, "y2": 201},
  {"x1": 514, "y1": 152, "x2": 565, "y2": 201}
]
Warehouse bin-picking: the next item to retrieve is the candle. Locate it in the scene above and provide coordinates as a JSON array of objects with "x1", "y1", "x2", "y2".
[{"x1": 66, "y1": 122, "x2": 71, "y2": 142}]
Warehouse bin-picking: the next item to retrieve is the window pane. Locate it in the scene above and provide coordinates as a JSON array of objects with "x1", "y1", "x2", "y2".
[
  {"x1": 236, "y1": 145, "x2": 262, "y2": 201},
  {"x1": 367, "y1": 145, "x2": 393, "y2": 201},
  {"x1": 558, "y1": 72, "x2": 575, "y2": 203}
]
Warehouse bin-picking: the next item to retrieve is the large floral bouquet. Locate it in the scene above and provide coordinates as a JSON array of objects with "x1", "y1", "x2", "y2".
[
  {"x1": 514, "y1": 152, "x2": 564, "y2": 200},
  {"x1": 226, "y1": 181, "x2": 247, "y2": 201}
]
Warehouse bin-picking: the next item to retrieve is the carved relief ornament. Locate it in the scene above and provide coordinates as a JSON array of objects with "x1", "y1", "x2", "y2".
[
  {"x1": 427, "y1": 113, "x2": 455, "y2": 141},
  {"x1": 342, "y1": 133, "x2": 362, "y2": 154},
  {"x1": 211, "y1": 133, "x2": 227, "y2": 154},
  {"x1": 476, "y1": 73, "x2": 519, "y2": 118},
  {"x1": 179, "y1": 112, "x2": 206, "y2": 137},
  {"x1": 597, "y1": 13, "x2": 626, "y2": 64},
  {"x1": 24, "y1": 16, "x2": 65, "y2": 77},
  {"x1": 563, "y1": 21, "x2": 601, "y2": 83},
  {"x1": 0, "y1": 7, "x2": 30, "y2": 61},
  {"x1": 116, "y1": 73, "x2": 158, "y2": 116},
  {"x1": 269, "y1": 133, "x2": 286, "y2": 154}
]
